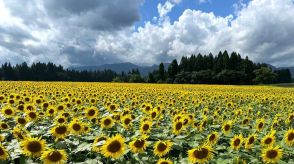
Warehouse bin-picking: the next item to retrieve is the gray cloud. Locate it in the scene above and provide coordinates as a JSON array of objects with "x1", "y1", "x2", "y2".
[{"x1": 1, "y1": 0, "x2": 294, "y2": 67}]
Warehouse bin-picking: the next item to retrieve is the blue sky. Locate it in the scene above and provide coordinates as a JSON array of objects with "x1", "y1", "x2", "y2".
[{"x1": 136, "y1": 0, "x2": 251, "y2": 28}]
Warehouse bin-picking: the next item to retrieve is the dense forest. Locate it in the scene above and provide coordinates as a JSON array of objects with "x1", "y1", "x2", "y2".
[{"x1": 0, "y1": 51, "x2": 292, "y2": 84}]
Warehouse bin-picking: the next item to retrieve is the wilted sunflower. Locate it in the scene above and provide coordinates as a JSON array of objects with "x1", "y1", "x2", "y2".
[
  {"x1": 92, "y1": 135, "x2": 108, "y2": 152},
  {"x1": 153, "y1": 140, "x2": 173, "y2": 157},
  {"x1": 101, "y1": 134, "x2": 126, "y2": 159},
  {"x1": 100, "y1": 116, "x2": 115, "y2": 129},
  {"x1": 207, "y1": 132, "x2": 218, "y2": 145},
  {"x1": 129, "y1": 137, "x2": 148, "y2": 153},
  {"x1": 261, "y1": 133, "x2": 275, "y2": 147},
  {"x1": 1, "y1": 105, "x2": 15, "y2": 118},
  {"x1": 50, "y1": 124, "x2": 69, "y2": 140},
  {"x1": 69, "y1": 119, "x2": 84, "y2": 135},
  {"x1": 13, "y1": 127, "x2": 29, "y2": 141},
  {"x1": 140, "y1": 121, "x2": 152, "y2": 134},
  {"x1": 157, "y1": 158, "x2": 173, "y2": 164},
  {"x1": 261, "y1": 146, "x2": 283, "y2": 163},
  {"x1": 188, "y1": 145, "x2": 213, "y2": 163},
  {"x1": 222, "y1": 120, "x2": 233, "y2": 135},
  {"x1": 0, "y1": 145, "x2": 9, "y2": 160},
  {"x1": 284, "y1": 129, "x2": 294, "y2": 146},
  {"x1": 173, "y1": 120, "x2": 183, "y2": 135},
  {"x1": 231, "y1": 134, "x2": 243, "y2": 150},
  {"x1": 21, "y1": 137, "x2": 47, "y2": 157},
  {"x1": 41, "y1": 149, "x2": 67, "y2": 164}
]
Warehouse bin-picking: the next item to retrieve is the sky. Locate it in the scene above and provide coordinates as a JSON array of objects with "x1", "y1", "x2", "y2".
[{"x1": 0, "y1": 0, "x2": 294, "y2": 67}]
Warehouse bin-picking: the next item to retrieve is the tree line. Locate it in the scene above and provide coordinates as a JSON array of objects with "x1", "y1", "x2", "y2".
[{"x1": 0, "y1": 51, "x2": 292, "y2": 84}]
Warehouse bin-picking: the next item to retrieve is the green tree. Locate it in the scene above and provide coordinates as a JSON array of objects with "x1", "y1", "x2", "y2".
[
  {"x1": 158, "y1": 62, "x2": 165, "y2": 81},
  {"x1": 253, "y1": 67, "x2": 277, "y2": 84}
]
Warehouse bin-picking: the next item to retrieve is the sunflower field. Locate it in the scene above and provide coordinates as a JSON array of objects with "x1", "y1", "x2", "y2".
[{"x1": 0, "y1": 81, "x2": 293, "y2": 164}]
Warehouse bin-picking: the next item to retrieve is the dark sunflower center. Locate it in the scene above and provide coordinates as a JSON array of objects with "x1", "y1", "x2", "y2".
[
  {"x1": 88, "y1": 109, "x2": 95, "y2": 116},
  {"x1": 176, "y1": 122, "x2": 182, "y2": 130},
  {"x1": 266, "y1": 150, "x2": 278, "y2": 159},
  {"x1": 110, "y1": 105, "x2": 116, "y2": 110},
  {"x1": 243, "y1": 119, "x2": 248, "y2": 124},
  {"x1": 151, "y1": 112, "x2": 156, "y2": 118},
  {"x1": 288, "y1": 132, "x2": 294, "y2": 141},
  {"x1": 49, "y1": 109, "x2": 54, "y2": 114},
  {"x1": 107, "y1": 140, "x2": 121, "y2": 153},
  {"x1": 258, "y1": 123, "x2": 264, "y2": 129},
  {"x1": 124, "y1": 118, "x2": 131, "y2": 125},
  {"x1": 209, "y1": 134, "x2": 216, "y2": 141},
  {"x1": 18, "y1": 118, "x2": 26, "y2": 124},
  {"x1": 58, "y1": 118, "x2": 65, "y2": 123},
  {"x1": 248, "y1": 136, "x2": 255, "y2": 144},
  {"x1": 193, "y1": 148, "x2": 209, "y2": 159},
  {"x1": 143, "y1": 124, "x2": 150, "y2": 131},
  {"x1": 29, "y1": 112, "x2": 37, "y2": 119},
  {"x1": 104, "y1": 119, "x2": 111, "y2": 126},
  {"x1": 58, "y1": 106, "x2": 64, "y2": 110},
  {"x1": 5, "y1": 109, "x2": 13, "y2": 115},
  {"x1": 0, "y1": 147, "x2": 4, "y2": 155},
  {"x1": 27, "y1": 141, "x2": 42, "y2": 153},
  {"x1": 72, "y1": 123, "x2": 81, "y2": 131},
  {"x1": 157, "y1": 143, "x2": 167, "y2": 152},
  {"x1": 224, "y1": 124, "x2": 230, "y2": 131},
  {"x1": 17, "y1": 133, "x2": 24, "y2": 140},
  {"x1": 55, "y1": 126, "x2": 67, "y2": 134},
  {"x1": 160, "y1": 162, "x2": 169, "y2": 164},
  {"x1": 1, "y1": 123, "x2": 8, "y2": 129},
  {"x1": 234, "y1": 138, "x2": 241, "y2": 146},
  {"x1": 48, "y1": 151, "x2": 62, "y2": 162},
  {"x1": 134, "y1": 140, "x2": 145, "y2": 148},
  {"x1": 145, "y1": 106, "x2": 150, "y2": 111},
  {"x1": 183, "y1": 119, "x2": 188, "y2": 125},
  {"x1": 264, "y1": 138, "x2": 272, "y2": 144}
]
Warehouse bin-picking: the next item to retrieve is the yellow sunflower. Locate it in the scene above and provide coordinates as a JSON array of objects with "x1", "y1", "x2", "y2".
[
  {"x1": 129, "y1": 137, "x2": 148, "y2": 153},
  {"x1": 256, "y1": 118, "x2": 265, "y2": 132},
  {"x1": 245, "y1": 134, "x2": 257, "y2": 149},
  {"x1": 140, "y1": 121, "x2": 152, "y2": 134},
  {"x1": 15, "y1": 116, "x2": 28, "y2": 126},
  {"x1": 101, "y1": 134, "x2": 126, "y2": 159},
  {"x1": 46, "y1": 107, "x2": 57, "y2": 117},
  {"x1": 0, "y1": 144, "x2": 9, "y2": 160},
  {"x1": 26, "y1": 111, "x2": 38, "y2": 121},
  {"x1": 41, "y1": 149, "x2": 68, "y2": 164},
  {"x1": 100, "y1": 116, "x2": 115, "y2": 129},
  {"x1": 172, "y1": 120, "x2": 183, "y2": 135},
  {"x1": 121, "y1": 115, "x2": 133, "y2": 130},
  {"x1": 0, "y1": 122, "x2": 9, "y2": 130},
  {"x1": 231, "y1": 134, "x2": 243, "y2": 150},
  {"x1": 284, "y1": 129, "x2": 294, "y2": 146},
  {"x1": 261, "y1": 146, "x2": 283, "y2": 163},
  {"x1": 92, "y1": 135, "x2": 108, "y2": 152},
  {"x1": 50, "y1": 124, "x2": 69, "y2": 140},
  {"x1": 188, "y1": 145, "x2": 213, "y2": 163},
  {"x1": 85, "y1": 107, "x2": 98, "y2": 119},
  {"x1": 222, "y1": 120, "x2": 233, "y2": 135},
  {"x1": 153, "y1": 140, "x2": 173, "y2": 157},
  {"x1": 21, "y1": 137, "x2": 47, "y2": 157},
  {"x1": 1, "y1": 105, "x2": 15, "y2": 118},
  {"x1": 12, "y1": 127, "x2": 30, "y2": 140},
  {"x1": 68, "y1": 119, "x2": 84, "y2": 135},
  {"x1": 157, "y1": 158, "x2": 173, "y2": 164},
  {"x1": 261, "y1": 133, "x2": 275, "y2": 147},
  {"x1": 206, "y1": 131, "x2": 218, "y2": 145}
]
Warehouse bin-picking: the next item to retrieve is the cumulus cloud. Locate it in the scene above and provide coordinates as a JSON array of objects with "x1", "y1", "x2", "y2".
[{"x1": 0, "y1": 0, "x2": 294, "y2": 67}]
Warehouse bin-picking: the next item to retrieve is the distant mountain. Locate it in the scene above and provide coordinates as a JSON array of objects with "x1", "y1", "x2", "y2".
[
  {"x1": 69, "y1": 62, "x2": 170, "y2": 76},
  {"x1": 267, "y1": 64, "x2": 294, "y2": 77}
]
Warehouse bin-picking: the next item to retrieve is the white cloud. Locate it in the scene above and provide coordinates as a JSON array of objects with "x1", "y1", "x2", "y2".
[{"x1": 1, "y1": 0, "x2": 294, "y2": 67}]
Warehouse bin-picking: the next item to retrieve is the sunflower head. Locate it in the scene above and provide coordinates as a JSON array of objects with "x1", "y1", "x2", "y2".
[
  {"x1": 157, "y1": 158, "x2": 173, "y2": 164},
  {"x1": 188, "y1": 145, "x2": 213, "y2": 163},
  {"x1": 153, "y1": 140, "x2": 173, "y2": 157},
  {"x1": 1, "y1": 105, "x2": 15, "y2": 118},
  {"x1": 284, "y1": 129, "x2": 294, "y2": 146},
  {"x1": 0, "y1": 145, "x2": 9, "y2": 160},
  {"x1": 261, "y1": 133, "x2": 275, "y2": 147},
  {"x1": 50, "y1": 124, "x2": 69, "y2": 140},
  {"x1": 41, "y1": 149, "x2": 67, "y2": 164},
  {"x1": 262, "y1": 146, "x2": 283, "y2": 163},
  {"x1": 101, "y1": 134, "x2": 126, "y2": 159},
  {"x1": 100, "y1": 116, "x2": 115, "y2": 129},
  {"x1": 21, "y1": 137, "x2": 47, "y2": 157},
  {"x1": 140, "y1": 121, "x2": 152, "y2": 134},
  {"x1": 129, "y1": 137, "x2": 148, "y2": 153},
  {"x1": 207, "y1": 132, "x2": 218, "y2": 145}
]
